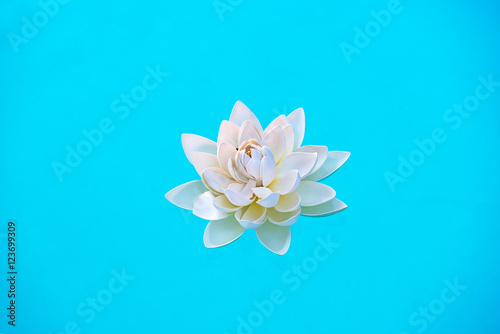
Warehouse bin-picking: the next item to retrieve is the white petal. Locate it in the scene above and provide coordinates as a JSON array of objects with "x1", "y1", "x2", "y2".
[
  {"x1": 165, "y1": 180, "x2": 207, "y2": 210},
  {"x1": 262, "y1": 126, "x2": 286, "y2": 162},
  {"x1": 250, "y1": 149, "x2": 263, "y2": 160},
  {"x1": 204, "y1": 215, "x2": 245, "y2": 248},
  {"x1": 282, "y1": 124, "x2": 295, "y2": 158},
  {"x1": 228, "y1": 182, "x2": 245, "y2": 192},
  {"x1": 229, "y1": 101, "x2": 263, "y2": 133},
  {"x1": 304, "y1": 151, "x2": 350, "y2": 182},
  {"x1": 286, "y1": 108, "x2": 305, "y2": 150},
  {"x1": 218, "y1": 142, "x2": 237, "y2": 176},
  {"x1": 296, "y1": 181, "x2": 336, "y2": 207},
  {"x1": 252, "y1": 187, "x2": 272, "y2": 198},
  {"x1": 301, "y1": 198, "x2": 347, "y2": 217},
  {"x1": 224, "y1": 189, "x2": 254, "y2": 207},
  {"x1": 190, "y1": 152, "x2": 220, "y2": 176},
  {"x1": 213, "y1": 195, "x2": 241, "y2": 213},
  {"x1": 218, "y1": 120, "x2": 240, "y2": 148},
  {"x1": 240, "y1": 179, "x2": 257, "y2": 198},
  {"x1": 260, "y1": 156, "x2": 276, "y2": 187},
  {"x1": 239, "y1": 120, "x2": 262, "y2": 145},
  {"x1": 256, "y1": 222, "x2": 291, "y2": 255},
  {"x1": 235, "y1": 203, "x2": 267, "y2": 229},
  {"x1": 262, "y1": 147, "x2": 275, "y2": 165},
  {"x1": 193, "y1": 192, "x2": 231, "y2": 220},
  {"x1": 268, "y1": 170, "x2": 301, "y2": 195},
  {"x1": 228, "y1": 159, "x2": 248, "y2": 183},
  {"x1": 181, "y1": 134, "x2": 217, "y2": 164},
  {"x1": 256, "y1": 191, "x2": 280, "y2": 208},
  {"x1": 296, "y1": 145, "x2": 328, "y2": 175},
  {"x1": 274, "y1": 191, "x2": 301, "y2": 212},
  {"x1": 245, "y1": 157, "x2": 261, "y2": 180},
  {"x1": 236, "y1": 156, "x2": 253, "y2": 179},
  {"x1": 276, "y1": 152, "x2": 318, "y2": 179},
  {"x1": 202, "y1": 168, "x2": 233, "y2": 194},
  {"x1": 263, "y1": 115, "x2": 288, "y2": 137},
  {"x1": 267, "y1": 208, "x2": 301, "y2": 226}
]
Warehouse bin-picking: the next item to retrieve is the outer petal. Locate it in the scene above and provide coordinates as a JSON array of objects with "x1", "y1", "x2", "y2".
[
  {"x1": 295, "y1": 181, "x2": 336, "y2": 207},
  {"x1": 301, "y1": 198, "x2": 347, "y2": 217},
  {"x1": 282, "y1": 124, "x2": 295, "y2": 158},
  {"x1": 235, "y1": 203, "x2": 267, "y2": 229},
  {"x1": 229, "y1": 101, "x2": 263, "y2": 134},
  {"x1": 181, "y1": 134, "x2": 217, "y2": 164},
  {"x1": 213, "y1": 195, "x2": 241, "y2": 213},
  {"x1": 190, "y1": 152, "x2": 220, "y2": 176},
  {"x1": 276, "y1": 152, "x2": 318, "y2": 179},
  {"x1": 296, "y1": 145, "x2": 328, "y2": 175},
  {"x1": 165, "y1": 180, "x2": 207, "y2": 210},
  {"x1": 204, "y1": 215, "x2": 245, "y2": 248},
  {"x1": 304, "y1": 151, "x2": 350, "y2": 182},
  {"x1": 262, "y1": 126, "x2": 286, "y2": 162},
  {"x1": 218, "y1": 142, "x2": 237, "y2": 176},
  {"x1": 255, "y1": 222, "x2": 291, "y2": 255},
  {"x1": 268, "y1": 170, "x2": 301, "y2": 195},
  {"x1": 274, "y1": 191, "x2": 301, "y2": 212},
  {"x1": 202, "y1": 168, "x2": 233, "y2": 194},
  {"x1": 263, "y1": 115, "x2": 288, "y2": 137},
  {"x1": 267, "y1": 208, "x2": 301, "y2": 226},
  {"x1": 218, "y1": 120, "x2": 240, "y2": 148},
  {"x1": 193, "y1": 191, "x2": 231, "y2": 220},
  {"x1": 239, "y1": 120, "x2": 262, "y2": 145},
  {"x1": 286, "y1": 107, "x2": 305, "y2": 150}
]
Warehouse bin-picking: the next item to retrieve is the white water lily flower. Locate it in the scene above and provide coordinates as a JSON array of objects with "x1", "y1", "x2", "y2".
[{"x1": 165, "y1": 101, "x2": 349, "y2": 255}]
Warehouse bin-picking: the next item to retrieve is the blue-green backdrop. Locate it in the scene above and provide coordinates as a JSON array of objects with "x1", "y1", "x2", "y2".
[{"x1": 1, "y1": 0, "x2": 499, "y2": 333}]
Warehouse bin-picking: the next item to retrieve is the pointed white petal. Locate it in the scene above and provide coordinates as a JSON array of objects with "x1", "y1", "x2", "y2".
[
  {"x1": 235, "y1": 203, "x2": 267, "y2": 229},
  {"x1": 190, "y1": 152, "x2": 220, "y2": 176},
  {"x1": 286, "y1": 108, "x2": 305, "y2": 150},
  {"x1": 260, "y1": 156, "x2": 277, "y2": 187},
  {"x1": 296, "y1": 181, "x2": 336, "y2": 207},
  {"x1": 245, "y1": 157, "x2": 261, "y2": 180},
  {"x1": 240, "y1": 179, "x2": 257, "y2": 198},
  {"x1": 304, "y1": 151, "x2": 350, "y2": 182},
  {"x1": 193, "y1": 191, "x2": 231, "y2": 220},
  {"x1": 204, "y1": 215, "x2": 245, "y2": 248},
  {"x1": 217, "y1": 120, "x2": 240, "y2": 148},
  {"x1": 165, "y1": 180, "x2": 207, "y2": 210},
  {"x1": 256, "y1": 191, "x2": 280, "y2": 208},
  {"x1": 262, "y1": 126, "x2": 286, "y2": 162},
  {"x1": 202, "y1": 168, "x2": 233, "y2": 194},
  {"x1": 252, "y1": 187, "x2": 272, "y2": 198},
  {"x1": 239, "y1": 121, "x2": 262, "y2": 145},
  {"x1": 256, "y1": 222, "x2": 291, "y2": 255},
  {"x1": 213, "y1": 195, "x2": 241, "y2": 213},
  {"x1": 229, "y1": 101, "x2": 263, "y2": 133},
  {"x1": 229, "y1": 158, "x2": 249, "y2": 182},
  {"x1": 276, "y1": 152, "x2": 317, "y2": 179},
  {"x1": 267, "y1": 208, "x2": 301, "y2": 226},
  {"x1": 274, "y1": 191, "x2": 301, "y2": 212},
  {"x1": 282, "y1": 125, "x2": 295, "y2": 158},
  {"x1": 263, "y1": 115, "x2": 288, "y2": 137},
  {"x1": 218, "y1": 143, "x2": 237, "y2": 176},
  {"x1": 301, "y1": 197, "x2": 347, "y2": 217},
  {"x1": 228, "y1": 182, "x2": 245, "y2": 192},
  {"x1": 268, "y1": 170, "x2": 301, "y2": 195},
  {"x1": 296, "y1": 145, "x2": 328, "y2": 175},
  {"x1": 181, "y1": 134, "x2": 217, "y2": 164},
  {"x1": 224, "y1": 188, "x2": 254, "y2": 207}
]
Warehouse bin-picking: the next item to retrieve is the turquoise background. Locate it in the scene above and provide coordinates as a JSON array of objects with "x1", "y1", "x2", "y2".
[{"x1": 1, "y1": 0, "x2": 500, "y2": 333}]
